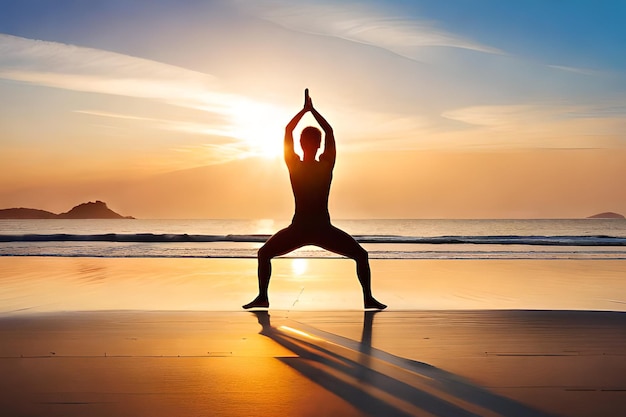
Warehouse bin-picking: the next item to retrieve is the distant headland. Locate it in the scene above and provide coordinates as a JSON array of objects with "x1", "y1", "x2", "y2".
[
  {"x1": 0, "y1": 201, "x2": 134, "y2": 219},
  {"x1": 587, "y1": 212, "x2": 625, "y2": 219}
]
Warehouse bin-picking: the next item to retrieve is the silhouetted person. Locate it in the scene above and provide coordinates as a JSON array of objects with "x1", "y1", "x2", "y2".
[{"x1": 243, "y1": 89, "x2": 386, "y2": 310}]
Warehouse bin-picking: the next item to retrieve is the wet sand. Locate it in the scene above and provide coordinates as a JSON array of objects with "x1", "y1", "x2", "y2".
[
  {"x1": 0, "y1": 311, "x2": 366, "y2": 417},
  {"x1": 1, "y1": 310, "x2": 625, "y2": 417},
  {"x1": 287, "y1": 310, "x2": 626, "y2": 417},
  {"x1": 1, "y1": 257, "x2": 625, "y2": 312},
  {"x1": 1, "y1": 257, "x2": 625, "y2": 416}
]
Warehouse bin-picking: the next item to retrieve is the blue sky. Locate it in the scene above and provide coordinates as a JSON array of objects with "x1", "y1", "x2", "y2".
[
  {"x1": 0, "y1": 0, "x2": 624, "y2": 217},
  {"x1": 2, "y1": 0, "x2": 624, "y2": 70}
]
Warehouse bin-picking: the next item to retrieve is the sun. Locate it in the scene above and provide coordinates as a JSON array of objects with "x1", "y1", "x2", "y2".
[{"x1": 228, "y1": 99, "x2": 287, "y2": 159}]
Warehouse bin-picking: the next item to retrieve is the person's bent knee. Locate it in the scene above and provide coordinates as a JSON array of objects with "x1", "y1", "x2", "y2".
[
  {"x1": 257, "y1": 246, "x2": 268, "y2": 260},
  {"x1": 257, "y1": 245, "x2": 275, "y2": 261},
  {"x1": 353, "y1": 247, "x2": 369, "y2": 263}
]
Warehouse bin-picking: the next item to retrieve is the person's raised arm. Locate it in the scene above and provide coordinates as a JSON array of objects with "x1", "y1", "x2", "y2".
[
  {"x1": 309, "y1": 98, "x2": 335, "y2": 166},
  {"x1": 284, "y1": 99, "x2": 308, "y2": 164}
]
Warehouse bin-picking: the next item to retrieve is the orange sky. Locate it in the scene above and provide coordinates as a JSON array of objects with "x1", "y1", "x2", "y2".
[
  {"x1": 1, "y1": 1, "x2": 625, "y2": 218},
  {"x1": 2, "y1": 149, "x2": 624, "y2": 219}
]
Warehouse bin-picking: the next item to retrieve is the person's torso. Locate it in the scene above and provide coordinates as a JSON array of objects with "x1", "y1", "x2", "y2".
[{"x1": 289, "y1": 160, "x2": 333, "y2": 224}]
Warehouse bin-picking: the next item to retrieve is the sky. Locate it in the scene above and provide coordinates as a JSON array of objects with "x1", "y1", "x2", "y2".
[{"x1": 0, "y1": 0, "x2": 625, "y2": 219}]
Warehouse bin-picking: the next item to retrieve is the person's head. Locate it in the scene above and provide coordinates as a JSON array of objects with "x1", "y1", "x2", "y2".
[{"x1": 300, "y1": 126, "x2": 322, "y2": 155}]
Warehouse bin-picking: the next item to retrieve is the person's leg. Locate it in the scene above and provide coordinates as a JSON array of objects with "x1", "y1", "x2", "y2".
[
  {"x1": 316, "y1": 226, "x2": 387, "y2": 310},
  {"x1": 243, "y1": 226, "x2": 303, "y2": 309}
]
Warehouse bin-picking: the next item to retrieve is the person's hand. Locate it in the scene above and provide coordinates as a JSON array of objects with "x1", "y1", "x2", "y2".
[{"x1": 304, "y1": 88, "x2": 313, "y2": 111}]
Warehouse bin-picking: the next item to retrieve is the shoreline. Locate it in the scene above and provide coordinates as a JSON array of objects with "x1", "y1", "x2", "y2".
[{"x1": 1, "y1": 256, "x2": 625, "y2": 313}]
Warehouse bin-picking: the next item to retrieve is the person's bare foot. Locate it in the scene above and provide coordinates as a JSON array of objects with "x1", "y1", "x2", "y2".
[
  {"x1": 243, "y1": 295, "x2": 269, "y2": 309},
  {"x1": 364, "y1": 297, "x2": 387, "y2": 310}
]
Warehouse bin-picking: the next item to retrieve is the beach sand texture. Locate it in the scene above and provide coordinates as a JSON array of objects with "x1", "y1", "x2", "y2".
[
  {"x1": 1, "y1": 310, "x2": 625, "y2": 417},
  {"x1": 1, "y1": 257, "x2": 625, "y2": 312},
  {"x1": 1, "y1": 257, "x2": 625, "y2": 416}
]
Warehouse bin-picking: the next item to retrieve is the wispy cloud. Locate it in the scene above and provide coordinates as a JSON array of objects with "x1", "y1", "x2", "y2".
[
  {"x1": 548, "y1": 65, "x2": 603, "y2": 76},
  {"x1": 442, "y1": 105, "x2": 546, "y2": 130},
  {"x1": 441, "y1": 103, "x2": 626, "y2": 148},
  {"x1": 0, "y1": 33, "x2": 291, "y2": 162},
  {"x1": 75, "y1": 110, "x2": 234, "y2": 138},
  {"x1": 234, "y1": 0, "x2": 502, "y2": 60},
  {"x1": 0, "y1": 33, "x2": 231, "y2": 109},
  {"x1": 443, "y1": 103, "x2": 626, "y2": 128}
]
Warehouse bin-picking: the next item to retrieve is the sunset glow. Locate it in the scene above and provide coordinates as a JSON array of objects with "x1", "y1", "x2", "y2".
[
  {"x1": 228, "y1": 100, "x2": 286, "y2": 159},
  {"x1": 291, "y1": 258, "x2": 308, "y2": 276},
  {"x1": 0, "y1": 1, "x2": 624, "y2": 218}
]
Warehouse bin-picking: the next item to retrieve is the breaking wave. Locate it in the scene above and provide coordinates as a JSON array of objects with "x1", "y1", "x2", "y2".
[{"x1": 1, "y1": 233, "x2": 625, "y2": 246}]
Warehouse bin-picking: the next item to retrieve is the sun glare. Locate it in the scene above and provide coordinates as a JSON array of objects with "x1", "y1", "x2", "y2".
[
  {"x1": 229, "y1": 99, "x2": 286, "y2": 159},
  {"x1": 291, "y1": 258, "x2": 308, "y2": 276}
]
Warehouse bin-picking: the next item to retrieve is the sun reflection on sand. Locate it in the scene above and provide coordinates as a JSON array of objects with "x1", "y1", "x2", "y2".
[
  {"x1": 278, "y1": 325, "x2": 323, "y2": 342},
  {"x1": 291, "y1": 258, "x2": 308, "y2": 276}
]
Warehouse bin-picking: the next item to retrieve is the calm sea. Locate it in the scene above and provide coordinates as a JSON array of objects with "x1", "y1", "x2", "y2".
[{"x1": 1, "y1": 218, "x2": 625, "y2": 260}]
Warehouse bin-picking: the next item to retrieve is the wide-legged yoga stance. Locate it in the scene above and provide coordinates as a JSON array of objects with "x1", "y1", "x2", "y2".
[{"x1": 243, "y1": 89, "x2": 386, "y2": 310}]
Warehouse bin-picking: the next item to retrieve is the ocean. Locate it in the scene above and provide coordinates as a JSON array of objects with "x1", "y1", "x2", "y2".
[
  {"x1": 1, "y1": 218, "x2": 626, "y2": 313},
  {"x1": 1, "y1": 218, "x2": 625, "y2": 260}
]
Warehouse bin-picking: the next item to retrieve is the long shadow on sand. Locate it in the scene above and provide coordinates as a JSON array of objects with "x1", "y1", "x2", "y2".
[{"x1": 252, "y1": 311, "x2": 556, "y2": 417}]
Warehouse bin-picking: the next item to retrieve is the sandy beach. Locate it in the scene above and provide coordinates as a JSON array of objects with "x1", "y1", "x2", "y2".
[
  {"x1": 1, "y1": 309, "x2": 625, "y2": 417},
  {"x1": 1, "y1": 257, "x2": 625, "y2": 312},
  {"x1": 2, "y1": 0, "x2": 625, "y2": 414},
  {"x1": 1, "y1": 257, "x2": 625, "y2": 416}
]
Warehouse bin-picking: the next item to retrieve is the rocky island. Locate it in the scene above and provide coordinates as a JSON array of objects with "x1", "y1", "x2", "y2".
[
  {"x1": 587, "y1": 212, "x2": 625, "y2": 219},
  {"x1": 0, "y1": 201, "x2": 134, "y2": 219}
]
